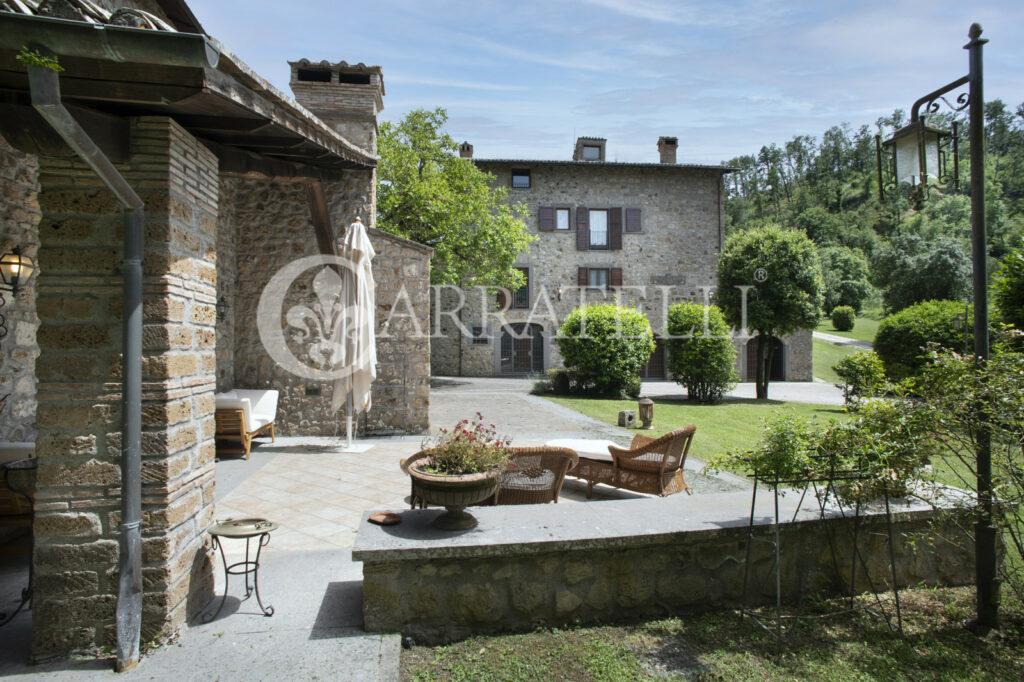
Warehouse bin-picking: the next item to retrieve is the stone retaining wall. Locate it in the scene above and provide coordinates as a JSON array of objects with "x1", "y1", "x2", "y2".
[{"x1": 354, "y1": 495, "x2": 973, "y2": 644}]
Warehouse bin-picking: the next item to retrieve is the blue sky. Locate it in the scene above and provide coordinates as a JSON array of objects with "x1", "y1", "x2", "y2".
[{"x1": 188, "y1": 0, "x2": 1023, "y2": 164}]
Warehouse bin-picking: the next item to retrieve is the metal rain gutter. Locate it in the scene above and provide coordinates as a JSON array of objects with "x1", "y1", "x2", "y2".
[
  {"x1": 27, "y1": 63, "x2": 144, "y2": 673},
  {"x1": 0, "y1": 12, "x2": 220, "y2": 68}
]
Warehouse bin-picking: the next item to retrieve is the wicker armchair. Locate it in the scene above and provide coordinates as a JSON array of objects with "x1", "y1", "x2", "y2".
[
  {"x1": 493, "y1": 446, "x2": 579, "y2": 505},
  {"x1": 570, "y1": 426, "x2": 696, "y2": 498}
]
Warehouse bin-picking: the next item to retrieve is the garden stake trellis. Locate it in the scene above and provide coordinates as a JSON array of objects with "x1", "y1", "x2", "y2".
[{"x1": 739, "y1": 462, "x2": 904, "y2": 645}]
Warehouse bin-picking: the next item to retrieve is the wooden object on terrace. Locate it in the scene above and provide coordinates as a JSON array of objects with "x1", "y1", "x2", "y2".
[
  {"x1": 569, "y1": 426, "x2": 696, "y2": 498},
  {"x1": 214, "y1": 390, "x2": 278, "y2": 460}
]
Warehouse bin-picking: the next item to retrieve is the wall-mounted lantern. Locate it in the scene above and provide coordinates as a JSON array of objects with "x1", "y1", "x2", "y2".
[{"x1": 0, "y1": 246, "x2": 36, "y2": 296}]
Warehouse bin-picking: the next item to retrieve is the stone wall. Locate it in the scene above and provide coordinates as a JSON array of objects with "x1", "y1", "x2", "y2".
[
  {"x1": 433, "y1": 162, "x2": 728, "y2": 377},
  {"x1": 0, "y1": 134, "x2": 41, "y2": 442},
  {"x1": 31, "y1": 117, "x2": 216, "y2": 656},
  {"x1": 733, "y1": 329, "x2": 814, "y2": 383},
  {"x1": 214, "y1": 178, "x2": 237, "y2": 392},
  {"x1": 356, "y1": 500, "x2": 974, "y2": 644},
  {"x1": 221, "y1": 174, "x2": 430, "y2": 436}
]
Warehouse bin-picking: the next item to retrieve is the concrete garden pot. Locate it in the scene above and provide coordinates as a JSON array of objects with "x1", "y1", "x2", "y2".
[{"x1": 402, "y1": 454, "x2": 500, "y2": 530}]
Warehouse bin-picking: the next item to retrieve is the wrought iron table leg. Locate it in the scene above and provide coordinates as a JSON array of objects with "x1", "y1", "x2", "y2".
[
  {"x1": 251, "y1": 533, "x2": 274, "y2": 616},
  {"x1": 1, "y1": 459, "x2": 35, "y2": 628},
  {"x1": 203, "y1": 536, "x2": 230, "y2": 623}
]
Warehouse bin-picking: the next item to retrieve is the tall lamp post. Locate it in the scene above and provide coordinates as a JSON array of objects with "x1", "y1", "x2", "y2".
[{"x1": 876, "y1": 23, "x2": 997, "y2": 631}]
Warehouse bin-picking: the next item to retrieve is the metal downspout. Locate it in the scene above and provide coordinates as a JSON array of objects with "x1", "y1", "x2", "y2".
[{"x1": 27, "y1": 64, "x2": 145, "y2": 672}]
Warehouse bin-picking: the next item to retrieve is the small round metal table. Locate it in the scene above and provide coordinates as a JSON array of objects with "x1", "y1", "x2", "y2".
[{"x1": 204, "y1": 518, "x2": 277, "y2": 622}]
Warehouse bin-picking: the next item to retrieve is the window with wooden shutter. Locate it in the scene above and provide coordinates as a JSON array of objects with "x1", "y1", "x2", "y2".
[
  {"x1": 578, "y1": 267, "x2": 589, "y2": 286},
  {"x1": 589, "y1": 209, "x2": 608, "y2": 249},
  {"x1": 611, "y1": 267, "x2": 623, "y2": 288},
  {"x1": 625, "y1": 208, "x2": 642, "y2": 233},
  {"x1": 538, "y1": 207, "x2": 555, "y2": 231},
  {"x1": 496, "y1": 288, "x2": 509, "y2": 310},
  {"x1": 576, "y1": 207, "x2": 589, "y2": 251},
  {"x1": 556, "y1": 208, "x2": 570, "y2": 230},
  {"x1": 512, "y1": 267, "x2": 530, "y2": 309},
  {"x1": 609, "y1": 207, "x2": 622, "y2": 250}
]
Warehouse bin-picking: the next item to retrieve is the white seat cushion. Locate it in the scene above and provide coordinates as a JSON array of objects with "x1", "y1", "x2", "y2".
[
  {"x1": 216, "y1": 397, "x2": 253, "y2": 432},
  {"x1": 234, "y1": 389, "x2": 279, "y2": 423}
]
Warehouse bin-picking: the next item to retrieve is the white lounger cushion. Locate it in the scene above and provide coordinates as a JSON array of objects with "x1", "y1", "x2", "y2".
[
  {"x1": 234, "y1": 389, "x2": 279, "y2": 424},
  {"x1": 215, "y1": 397, "x2": 253, "y2": 431}
]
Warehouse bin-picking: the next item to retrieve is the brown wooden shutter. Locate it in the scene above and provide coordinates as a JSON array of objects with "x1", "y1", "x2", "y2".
[
  {"x1": 625, "y1": 208, "x2": 641, "y2": 232},
  {"x1": 609, "y1": 207, "x2": 623, "y2": 250},
  {"x1": 496, "y1": 288, "x2": 509, "y2": 310},
  {"x1": 610, "y1": 267, "x2": 623, "y2": 288},
  {"x1": 576, "y1": 207, "x2": 589, "y2": 251},
  {"x1": 578, "y1": 267, "x2": 589, "y2": 286},
  {"x1": 538, "y1": 206, "x2": 555, "y2": 231}
]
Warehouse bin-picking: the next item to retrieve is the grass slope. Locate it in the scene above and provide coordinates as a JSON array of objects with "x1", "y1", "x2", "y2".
[
  {"x1": 813, "y1": 338, "x2": 863, "y2": 385},
  {"x1": 816, "y1": 315, "x2": 881, "y2": 343},
  {"x1": 543, "y1": 396, "x2": 845, "y2": 462}
]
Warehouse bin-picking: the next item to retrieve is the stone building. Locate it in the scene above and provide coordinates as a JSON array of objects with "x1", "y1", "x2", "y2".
[
  {"x1": 0, "y1": 0, "x2": 428, "y2": 662},
  {"x1": 435, "y1": 137, "x2": 813, "y2": 382}
]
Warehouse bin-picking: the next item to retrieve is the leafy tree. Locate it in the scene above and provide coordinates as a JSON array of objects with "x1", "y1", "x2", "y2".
[
  {"x1": 869, "y1": 234, "x2": 970, "y2": 312},
  {"x1": 992, "y1": 238, "x2": 1024, "y2": 329},
  {"x1": 818, "y1": 246, "x2": 872, "y2": 313},
  {"x1": 665, "y1": 303, "x2": 737, "y2": 403},
  {"x1": 716, "y1": 226, "x2": 824, "y2": 399},
  {"x1": 376, "y1": 108, "x2": 534, "y2": 287},
  {"x1": 556, "y1": 304, "x2": 654, "y2": 397}
]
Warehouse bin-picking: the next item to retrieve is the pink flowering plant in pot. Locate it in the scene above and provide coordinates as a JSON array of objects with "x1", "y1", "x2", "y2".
[{"x1": 402, "y1": 413, "x2": 512, "y2": 530}]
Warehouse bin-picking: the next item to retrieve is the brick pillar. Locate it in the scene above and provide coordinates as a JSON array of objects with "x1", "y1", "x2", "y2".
[{"x1": 32, "y1": 117, "x2": 216, "y2": 657}]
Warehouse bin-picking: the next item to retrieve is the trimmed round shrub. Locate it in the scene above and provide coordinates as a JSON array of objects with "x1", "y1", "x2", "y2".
[
  {"x1": 830, "y1": 305, "x2": 856, "y2": 331},
  {"x1": 832, "y1": 350, "x2": 886, "y2": 407},
  {"x1": 874, "y1": 300, "x2": 972, "y2": 380},
  {"x1": 665, "y1": 302, "x2": 737, "y2": 403},
  {"x1": 556, "y1": 304, "x2": 654, "y2": 397}
]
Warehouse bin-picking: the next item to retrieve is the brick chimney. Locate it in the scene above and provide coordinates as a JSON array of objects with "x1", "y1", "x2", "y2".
[
  {"x1": 288, "y1": 59, "x2": 385, "y2": 155},
  {"x1": 459, "y1": 142, "x2": 473, "y2": 159},
  {"x1": 573, "y1": 137, "x2": 606, "y2": 162},
  {"x1": 658, "y1": 136, "x2": 678, "y2": 164}
]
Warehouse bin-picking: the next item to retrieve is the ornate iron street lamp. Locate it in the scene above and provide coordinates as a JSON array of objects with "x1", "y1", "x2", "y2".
[{"x1": 878, "y1": 23, "x2": 997, "y2": 631}]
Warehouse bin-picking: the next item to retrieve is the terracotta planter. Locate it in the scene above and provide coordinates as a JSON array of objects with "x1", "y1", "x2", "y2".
[{"x1": 402, "y1": 453, "x2": 501, "y2": 530}]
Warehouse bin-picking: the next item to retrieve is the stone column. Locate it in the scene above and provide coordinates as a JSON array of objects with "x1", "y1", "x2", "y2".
[{"x1": 32, "y1": 117, "x2": 216, "y2": 656}]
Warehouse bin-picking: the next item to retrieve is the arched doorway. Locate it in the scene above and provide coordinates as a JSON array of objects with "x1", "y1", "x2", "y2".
[
  {"x1": 745, "y1": 336, "x2": 784, "y2": 381},
  {"x1": 641, "y1": 336, "x2": 666, "y2": 379},
  {"x1": 500, "y1": 323, "x2": 544, "y2": 374}
]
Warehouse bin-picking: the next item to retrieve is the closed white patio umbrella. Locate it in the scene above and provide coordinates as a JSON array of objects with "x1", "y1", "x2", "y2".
[{"x1": 332, "y1": 217, "x2": 377, "y2": 449}]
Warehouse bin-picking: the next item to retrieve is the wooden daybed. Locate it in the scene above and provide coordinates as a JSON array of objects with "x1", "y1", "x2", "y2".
[{"x1": 214, "y1": 390, "x2": 279, "y2": 459}]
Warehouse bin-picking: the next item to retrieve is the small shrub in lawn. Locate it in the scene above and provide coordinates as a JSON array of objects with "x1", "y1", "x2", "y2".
[
  {"x1": 556, "y1": 303, "x2": 655, "y2": 397},
  {"x1": 832, "y1": 350, "x2": 886, "y2": 408},
  {"x1": 874, "y1": 299, "x2": 973, "y2": 380},
  {"x1": 830, "y1": 305, "x2": 856, "y2": 331},
  {"x1": 665, "y1": 302, "x2": 737, "y2": 403}
]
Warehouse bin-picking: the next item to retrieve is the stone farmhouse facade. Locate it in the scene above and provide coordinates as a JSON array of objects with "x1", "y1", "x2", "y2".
[
  {"x1": 433, "y1": 137, "x2": 812, "y2": 382},
  {"x1": 0, "y1": 0, "x2": 429, "y2": 661}
]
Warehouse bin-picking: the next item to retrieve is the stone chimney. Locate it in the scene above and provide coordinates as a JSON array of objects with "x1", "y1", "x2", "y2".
[
  {"x1": 658, "y1": 136, "x2": 678, "y2": 164},
  {"x1": 288, "y1": 59, "x2": 385, "y2": 155},
  {"x1": 573, "y1": 137, "x2": 606, "y2": 162},
  {"x1": 459, "y1": 142, "x2": 473, "y2": 159}
]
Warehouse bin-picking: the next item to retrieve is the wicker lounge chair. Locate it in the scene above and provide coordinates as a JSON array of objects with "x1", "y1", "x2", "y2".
[{"x1": 569, "y1": 426, "x2": 696, "y2": 498}]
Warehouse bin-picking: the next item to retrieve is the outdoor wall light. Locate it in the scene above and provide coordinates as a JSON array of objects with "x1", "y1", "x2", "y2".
[
  {"x1": 637, "y1": 396, "x2": 654, "y2": 430},
  {"x1": 0, "y1": 246, "x2": 36, "y2": 296}
]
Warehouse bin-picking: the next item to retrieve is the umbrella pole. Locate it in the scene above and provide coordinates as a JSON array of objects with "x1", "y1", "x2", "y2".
[{"x1": 346, "y1": 391, "x2": 353, "y2": 449}]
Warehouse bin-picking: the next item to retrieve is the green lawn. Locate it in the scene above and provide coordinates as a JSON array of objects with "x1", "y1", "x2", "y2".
[
  {"x1": 543, "y1": 395, "x2": 846, "y2": 463},
  {"x1": 816, "y1": 315, "x2": 881, "y2": 343},
  {"x1": 813, "y1": 337, "x2": 864, "y2": 385},
  {"x1": 402, "y1": 587, "x2": 1024, "y2": 681}
]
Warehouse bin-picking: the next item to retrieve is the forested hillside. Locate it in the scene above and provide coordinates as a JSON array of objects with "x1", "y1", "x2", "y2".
[{"x1": 722, "y1": 100, "x2": 1024, "y2": 315}]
